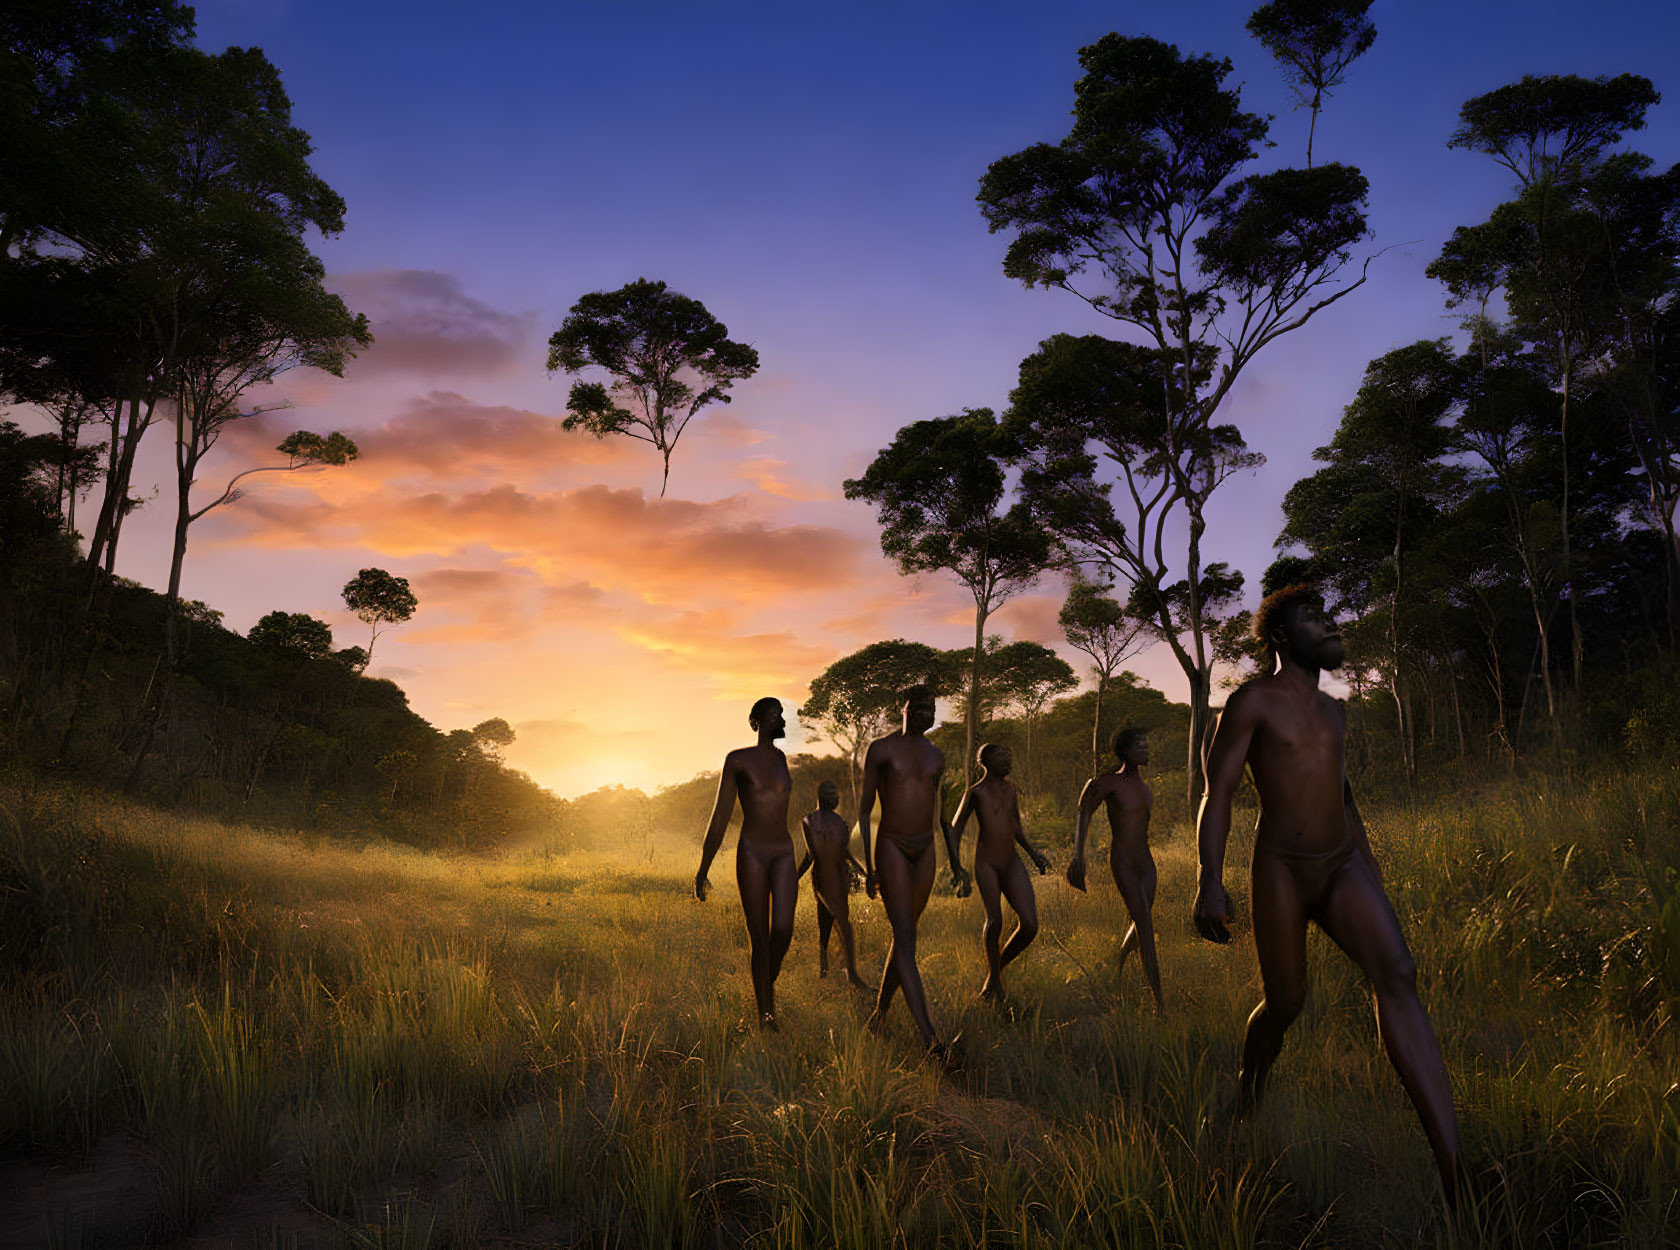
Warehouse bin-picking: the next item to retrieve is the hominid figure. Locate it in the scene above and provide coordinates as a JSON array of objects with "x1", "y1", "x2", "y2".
[
  {"x1": 951, "y1": 743, "x2": 1051, "y2": 1002},
  {"x1": 1193, "y1": 585, "x2": 1462, "y2": 1206},
  {"x1": 796, "y1": 780, "x2": 870, "y2": 988},
  {"x1": 696, "y1": 697, "x2": 798, "y2": 1030},
  {"x1": 1068, "y1": 727, "x2": 1162, "y2": 1007},
  {"x1": 859, "y1": 685, "x2": 970, "y2": 1056}
]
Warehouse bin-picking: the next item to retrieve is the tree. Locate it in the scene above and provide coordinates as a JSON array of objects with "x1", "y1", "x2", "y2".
[
  {"x1": 341, "y1": 568, "x2": 418, "y2": 664},
  {"x1": 987, "y1": 640, "x2": 1078, "y2": 793},
  {"x1": 798, "y1": 639, "x2": 950, "y2": 813},
  {"x1": 844, "y1": 409, "x2": 1053, "y2": 792},
  {"x1": 1277, "y1": 339, "x2": 1463, "y2": 779},
  {"x1": 980, "y1": 32, "x2": 1371, "y2": 811},
  {"x1": 248, "y1": 610, "x2": 333, "y2": 661},
  {"x1": 546, "y1": 278, "x2": 759, "y2": 497},
  {"x1": 1059, "y1": 577, "x2": 1149, "y2": 776},
  {"x1": 471, "y1": 717, "x2": 516, "y2": 762},
  {"x1": 1439, "y1": 73, "x2": 1661, "y2": 689},
  {"x1": 1245, "y1": 0, "x2": 1377, "y2": 167}
]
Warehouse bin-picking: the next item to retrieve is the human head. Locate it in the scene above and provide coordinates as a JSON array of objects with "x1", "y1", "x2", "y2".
[
  {"x1": 1253, "y1": 584, "x2": 1343, "y2": 672},
  {"x1": 899, "y1": 684, "x2": 936, "y2": 734},
  {"x1": 977, "y1": 742, "x2": 1012, "y2": 777},
  {"x1": 816, "y1": 780, "x2": 840, "y2": 811},
  {"x1": 1112, "y1": 726, "x2": 1149, "y2": 767},
  {"x1": 749, "y1": 697, "x2": 786, "y2": 738}
]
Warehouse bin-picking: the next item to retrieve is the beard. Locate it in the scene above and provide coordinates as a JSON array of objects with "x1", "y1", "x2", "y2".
[{"x1": 1315, "y1": 635, "x2": 1346, "y2": 670}]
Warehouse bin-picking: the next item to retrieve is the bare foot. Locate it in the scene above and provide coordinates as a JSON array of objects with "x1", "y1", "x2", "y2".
[
  {"x1": 759, "y1": 1012, "x2": 780, "y2": 1033},
  {"x1": 927, "y1": 1031, "x2": 966, "y2": 1074},
  {"x1": 818, "y1": 963, "x2": 829, "y2": 979},
  {"x1": 847, "y1": 971, "x2": 873, "y2": 992},
  {"x1": 865, "y1": 1010, "x2": 887, "y2": 1036}
]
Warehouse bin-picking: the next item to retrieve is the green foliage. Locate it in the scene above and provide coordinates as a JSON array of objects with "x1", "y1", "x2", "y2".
[
  {"x1": 546, "y1": 277, "x2": 759, "y2": 496},
  {"x1": 1245, "y1": 0, "x2": 1376, "y2": 164},
  {"x1": 1448, "y1": 73, "x2": 1661, "y2": 187},
  {"x1": 248, "y1": 609, "x2": 334, "y2": 661},
  {"x1": 342, "y1": 567, "x2": 419, "y2": 661}
]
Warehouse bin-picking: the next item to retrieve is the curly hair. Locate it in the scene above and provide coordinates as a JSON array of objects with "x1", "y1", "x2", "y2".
[
  {"x1": 1112, "y1": 725, "x2": 1148, "y2": 759},
  {"x1": 1252, "y1": 583, "x2": 1323, "y2": 659}
]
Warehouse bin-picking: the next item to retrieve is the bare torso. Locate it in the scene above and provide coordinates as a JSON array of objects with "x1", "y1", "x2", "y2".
[
  {"x1": 968, "y1": 776, "x2": 1023, "y2": 870},
  {"x1": 870, "y1": 732, "x2": 944, "y2": 850},
  {"x1": 801, "y1": 809, "x2": 852, "y2": 889},
  {"x1": 1089, "y1": 769, "x2": 1152, "y2": 868},
  {"x1": 725, "y1": 745, "x2": 794, "y2": 846},
  {"x1": 1239, "y1": 674, "x2": 1349, "y2": 856}
]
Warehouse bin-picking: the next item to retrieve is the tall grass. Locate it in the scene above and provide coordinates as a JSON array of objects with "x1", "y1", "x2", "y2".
[{"x1": 0, "y1": 765, "x2": 1676, "y2": 1246}]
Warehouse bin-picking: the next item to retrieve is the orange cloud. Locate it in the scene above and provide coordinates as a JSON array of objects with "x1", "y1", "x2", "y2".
[
  {"x1": 732, "y1": 455, "x2": 833, "y2": 502},
  {"x1": 617, "y1": 608, "x2": 832, "y2": 701},
  {"x1": 208, "y1": 481, "x2": 864, "y2": 607}
]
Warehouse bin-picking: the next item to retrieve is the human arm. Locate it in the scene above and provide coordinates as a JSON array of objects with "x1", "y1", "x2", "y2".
[
  {"x1": 1014, "y1": 791, "x2": 1050, "y2": 874},
  {"x1": 1344, "y1": 771, "x2": 1382, "y2": 883},
  {"x1": 1193, "y1": 689, "x2": 1259, "y2": 942},
  {"x1": 858, "y1": 744, "x2": 880, "y2": 897},
  {"x1": 1067, "y1": 777, "x2": 1102, "y2": 891},
  {"x1": 938, "y1": 767, "x2": 972, "y2": 896},
  {"x1": 696, "y1": 759, "x2": 739, "y2": 900}
]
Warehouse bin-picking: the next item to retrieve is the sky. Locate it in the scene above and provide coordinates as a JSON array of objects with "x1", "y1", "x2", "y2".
[{"x1": 34, "y1": 0, "x2": 1680, "y2": 797}]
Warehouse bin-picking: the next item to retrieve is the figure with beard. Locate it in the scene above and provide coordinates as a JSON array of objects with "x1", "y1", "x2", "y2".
[
  {"x1": 1193, "y1": 585, "x2": 1462, "y2": 1206},
  {"x1": 859, "y1": 684, "x2": 970, "y2": 1058},
  {"x1": 697, "y1": 697, "x2": 798, "y2": 1030}
]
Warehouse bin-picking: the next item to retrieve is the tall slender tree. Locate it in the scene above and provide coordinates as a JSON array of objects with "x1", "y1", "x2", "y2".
[
  {"x1": 1245, "y1": 0, "x2": 1377, "y2": 167},
  {"x1": 1059, "y1": 577, "x2": 1149, "y2": 777},
  {"x1": 980, "y1": 33, "x2": 1371, "y2": 810},
  {"x1": 844, "y1": 409, "x2": 1053, "y2": 792},
  {"x1": 546, "y1": 279, "x2": 759, "y2": 497},
  {"x1": 342, "y1": 568, "x2": 419, "y2": 665}
]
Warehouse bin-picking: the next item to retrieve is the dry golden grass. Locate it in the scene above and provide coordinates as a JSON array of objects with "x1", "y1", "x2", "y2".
[{"x1": 1, "y1": 767, "x2": 1677, "y2": 1247}]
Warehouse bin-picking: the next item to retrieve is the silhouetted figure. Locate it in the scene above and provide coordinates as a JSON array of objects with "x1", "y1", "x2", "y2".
[
  {"x1": 696, "y1": 697, "x2": 797, "y2": 1031},
  {"x1": 795, "y1": 780, "x2": 869, "y2": 988},
  {"x1": 1194, "y1": 585, "x2": 1462, "y2": 1207},
  {"x1": 1068, "y1": 727, "x2": 1162, "y2": 1007},
  {"x1": 952, "y1": 743, "x2": 1050, "y2": 1002},
  {"x1": 859, "y1": 684, "x2": 970, "y2": 1057}
]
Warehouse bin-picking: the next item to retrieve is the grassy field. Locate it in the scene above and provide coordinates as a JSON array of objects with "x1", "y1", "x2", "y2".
[{"x1": 1, "y1": 766, "x2": 1677, "y2": 1248}]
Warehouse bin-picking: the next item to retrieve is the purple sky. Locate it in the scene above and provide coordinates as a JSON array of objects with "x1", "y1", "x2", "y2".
[{"x1": 55, "y1": 0, "x2": 1680, "y2": 794}]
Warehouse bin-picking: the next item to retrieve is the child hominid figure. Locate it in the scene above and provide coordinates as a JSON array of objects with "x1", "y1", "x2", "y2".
[
  {"x1": 796, "y1": 781, "x2": 870, "y2": 988},
  {"x1": 952, "y1": 743, "x2": 1051, "y2": 1002}
]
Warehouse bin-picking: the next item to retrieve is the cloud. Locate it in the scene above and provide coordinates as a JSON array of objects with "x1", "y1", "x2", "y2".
[
  {"x1": 732, "y1": 455, "x2": 833, "y2": 502},
  {"x1": 329, "y1": 270, "x2": 532, "y2": 379},
  {"x1": 991, "y1": 591, "x2": 1069, "y2": 646},
  {"x1": 617, "y1": 608, "x2": 833, "y2": 701},
  {"x1": 210, "y1": 481, "x2": 865, "y2": 605}
]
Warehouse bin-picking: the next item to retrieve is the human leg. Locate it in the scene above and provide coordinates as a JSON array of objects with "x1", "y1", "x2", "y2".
[
  {"x1": 1319, "y1": 857, "x2": 1462, "y2": 1206},
  {"x1": 816, "y1": 896, "x2": 833, "y2": 976},
  {"x1": 764, "y1": 844, "x2": 796, "y2": 1022},
  {"x1": 819, "y1": 874, "x2": 867, "y2": 988},
  {"x1": 976, "y1": 858, "x2": 1004, "y2": 999},
  {"x1": 871, "y1": 837, "x2": 940, "y2": 1045},
  {"x1": 1240, "y1": 849, "x2": 1310, "y2": 1111},
  {"x1": 995, "y1": 856, "x2": 1040, "y2": 977},
  {"x1": 736, "y1": 841, "x2": 773, "y2": 1022},
  {"x1": 1112, "y1": 853, "x2": 1162, "y2": 1006}
]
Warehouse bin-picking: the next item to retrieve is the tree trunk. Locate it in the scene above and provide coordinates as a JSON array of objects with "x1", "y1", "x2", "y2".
[
  {"x1": 1559, "y1": 354, "x2": 1583, "y2": 690},
  {"x1": 965, "y1": 603, "x2": 988, "y2": 793},
  {"x1": 1091, "y1": 670, "x2": 1107, "y2": 780},
  {"x1": 165, "y1": 425, "x2": 196, "y2": 665}
]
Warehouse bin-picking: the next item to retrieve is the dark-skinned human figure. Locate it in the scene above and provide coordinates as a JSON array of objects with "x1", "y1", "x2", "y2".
[
  {"x1": 950, "y1": 743, "x2": 1051, "y2": 1003},
  {"x1": 1067, "y1": 727, "x2": 1163, "y2": 1008},
  {"x1": 1193, "y1": 585, "x2": 1462, "y2": 1207},
  {"x1": 795, "y1": 780, "x2": 870, "y2": 989},
  {"x1": 858, "y1": 684, "x2": 971, "y2": 1059},
  {"x1": 696, "y1": 697, "x2": 798, "y2": 1031}
]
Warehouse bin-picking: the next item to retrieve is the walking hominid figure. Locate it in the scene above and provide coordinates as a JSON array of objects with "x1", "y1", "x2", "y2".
[
  {"x1": 795, "y1": 780, "x2": 870, "y2": 988},
  {"x1": 1193, "y1": 585, "x2": 1462, "y2": 1206},
  {"x1": 696, "y1": 697, "x2": 797, "y2": 1030},
  {"x1": 859, "y1": 684, "x2": 970, "y2": 1056},
  {"x1": 1067, "y1": 726, "x2": 1162, "y2": 1007},
  {"x1": 951, "y1": 743, "x2": 1051, "y2": 1002}
]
